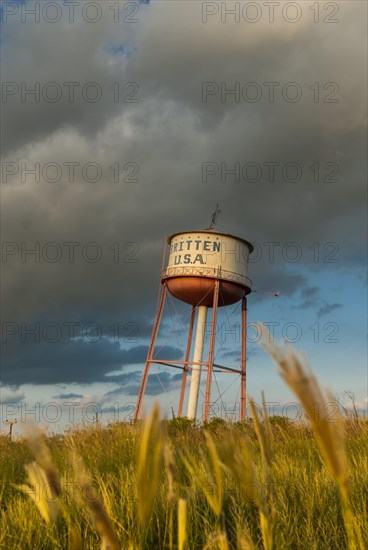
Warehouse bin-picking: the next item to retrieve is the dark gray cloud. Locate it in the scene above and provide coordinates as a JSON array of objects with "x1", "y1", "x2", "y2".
[
  {"x1": 1, "y1": 2, "x2": 365, "y2": 398},
  {"x1": 222, "y1": 348, "x2": 258, "y2": 360},
  {"x1": 301, "y1": 286, "x2": 319, "y2": 299},
  {"x1": 250, "y1": 268, "x2": 306, "y2": 300},
  {"x1": 103, "y1": 370, "x2": 183, "y2": 397},
  {"x1": 53, "y1": 392, "x2": 84, "y2": 399},
  {"x1": 294, "y1": 285, "x2": 320, "y2": 309},
  {"x1": 293, "y1": 286, "x2": 343, "y2": 319},
  {"x1": 1, "y1": 3, "x2": 140, "y2": 154},
  {"x1": 317, "y1": 302, "x2": 343, "y2": 319},
  {"x1": 1, "y1": 335, "x2": 182, "y2": 387}
]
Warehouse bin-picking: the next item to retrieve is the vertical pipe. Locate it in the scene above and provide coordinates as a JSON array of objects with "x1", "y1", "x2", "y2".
[
  {"x1": 240, "y1": 296, "x2": 247, "y2": 421},
  {"x1": 178, "y1": 306, "x2": 196, "y2": 417},
  {"x1": 134, "y1": 284, "x2": 167, "y2": 420},
  {"x1": 187, "y1": 305, "x2": 208, "y2": 420},
  {"x1": 203, "y1": 280, "x2": 220, "y2": 422}
]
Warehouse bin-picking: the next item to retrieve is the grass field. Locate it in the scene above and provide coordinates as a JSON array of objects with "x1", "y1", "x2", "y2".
[{"x1": 1, "y1": 329, "x2": 367, "y2": 549}]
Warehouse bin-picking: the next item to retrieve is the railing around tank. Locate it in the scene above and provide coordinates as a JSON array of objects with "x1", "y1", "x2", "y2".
[{"x1": 161, "y1": 265, "x2": 252, "y2": 289}]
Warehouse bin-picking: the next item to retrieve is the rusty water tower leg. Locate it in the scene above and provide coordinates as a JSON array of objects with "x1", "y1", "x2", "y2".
[
  {"x1": 240, "y1": 296, "x2": 247, "y2": 421},
  {"x1": 203, "y1": 279, "x2": 220, "y2": 422},
  {"x1": 178, "y1": 305, "x2": 196, "y2": 417},
  {"x1": 187, "y1": 305, "x2": 208, "y2": 420},
  {"x1": 134, "y1": 284, "x2": 167, "y2": 421}
]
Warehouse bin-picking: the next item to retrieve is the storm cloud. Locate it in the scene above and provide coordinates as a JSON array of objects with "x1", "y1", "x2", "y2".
[
  {"x1": 1, "y1": 1, "x2": 366, "y2": 400},
  {"x1": 1, "y1": 335, "x2": 182, "y2": 386}
]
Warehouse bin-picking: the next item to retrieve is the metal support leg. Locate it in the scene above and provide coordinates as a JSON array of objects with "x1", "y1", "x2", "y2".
[
  {"x1": 134, "y1": 284, "x2": 167, "y2": 420},
  {"x1": 240, "y1": 296, "x2": 247, "y2": 421}
]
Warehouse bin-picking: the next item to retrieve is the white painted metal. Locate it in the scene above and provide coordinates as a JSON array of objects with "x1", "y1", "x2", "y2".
[
  {"x1": 187, "y1": 305, "x2": 208, "y2": 419},
  {"x1": 165, "y1": 231, "x2": 252, "y2": 286}
]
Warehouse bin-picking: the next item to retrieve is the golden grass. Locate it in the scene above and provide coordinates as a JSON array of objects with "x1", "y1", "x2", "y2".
[
  {"x1": 13, "y1": 424, "x2": 61, "y2": 525},
  {"x1": 177, "y1": 499, "x2": 187, "y2": 550},
  {"x1": 1, "y1": 329, "x2": 366, "y2": 549},
  {"x1": 70, "y1": 451, "x2": 121, "y2": 550},
  {"x1": 258, "y1": 323, "x2": 364, "y2": 550},
  {"x1": 135, "y1": 403, "x2": 164, "y2": 529}
]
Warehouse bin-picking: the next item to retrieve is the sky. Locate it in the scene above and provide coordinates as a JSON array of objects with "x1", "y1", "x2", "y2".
[{"x1": 0, "y1": 0, "x2": 367, "y2": 433}]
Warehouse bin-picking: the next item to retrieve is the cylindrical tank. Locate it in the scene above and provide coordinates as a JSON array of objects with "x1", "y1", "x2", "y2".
[{"x1": 162, "y1": 231, "x2": 253, "y2": 307}]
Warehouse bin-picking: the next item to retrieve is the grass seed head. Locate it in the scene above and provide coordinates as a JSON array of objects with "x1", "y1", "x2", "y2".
[
  {"x1": 257, "y1": 322, "x2": 364, "y2": 550},
  {"x1": 135, "y1": 403, "x2": 165, "y2": 526},
  {"x1": 177, "y1": 498, "x2": 187, "y2": 550},
  {"x1": 71, "y1": 451, "x2": 121, "y2": 550}
]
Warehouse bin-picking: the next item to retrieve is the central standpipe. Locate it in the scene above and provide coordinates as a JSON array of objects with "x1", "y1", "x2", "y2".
[{"x1": 187, "y1": 305, "x2": 208, "y2": 419}]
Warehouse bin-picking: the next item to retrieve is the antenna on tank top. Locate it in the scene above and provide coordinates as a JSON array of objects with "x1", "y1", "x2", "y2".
[{"x1": 207, "y1": 203, "x2": 221, "y2": 230}]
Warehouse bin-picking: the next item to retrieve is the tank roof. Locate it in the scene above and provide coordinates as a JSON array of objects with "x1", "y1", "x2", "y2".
[{"x1": 167, "y1": 230, "x2": 254, "y2": 253}]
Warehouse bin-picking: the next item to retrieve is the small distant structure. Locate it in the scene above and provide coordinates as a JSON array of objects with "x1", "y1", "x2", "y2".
[{"x1": 4, "y1": 419, "x2": 17, "y2": 441}]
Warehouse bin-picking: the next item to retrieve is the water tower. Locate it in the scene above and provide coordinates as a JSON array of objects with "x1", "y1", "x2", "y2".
[{"x1": 134, "y1": 212, "x2": 254, "y2": 422}]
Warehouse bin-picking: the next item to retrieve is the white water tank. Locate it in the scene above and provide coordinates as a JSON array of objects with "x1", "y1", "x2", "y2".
[{"x1": 162, "y1": 231, "x2": 253, "y2": 307}]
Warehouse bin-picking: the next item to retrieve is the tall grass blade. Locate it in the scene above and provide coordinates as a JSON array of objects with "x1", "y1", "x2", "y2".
[
  {"x1": 14, "y1": 424, "x2": 62, "y2": 524},
  {"x1": 177, "y1": 498, "x2": 187, "y2": 550},
  {"x1": 182, "y1": 431, "x2": 223, "y2": 518},
  {"x1": 135, "y1": 404, "x2": 164, "y2": 526},
  {"x1": 71, "y1": 452, "x2": 121, "y2": 550},
  {"x1": 257, "y1": 322, "x2": 364, "y2": 550}
]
